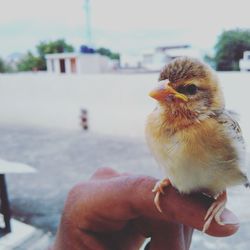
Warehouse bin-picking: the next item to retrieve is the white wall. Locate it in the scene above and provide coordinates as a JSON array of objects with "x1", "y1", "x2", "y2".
[
  {"x1": 78, "y1": 54, "x2": 111, "y2": 74},
  {"x1": 1, "y1": 72, "x2": 250, "y2": 141}
]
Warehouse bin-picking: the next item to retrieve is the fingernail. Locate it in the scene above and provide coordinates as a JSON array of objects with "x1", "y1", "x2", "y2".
[{"x1": 220, "y1": 210, "x2": 239, "y2": 225}]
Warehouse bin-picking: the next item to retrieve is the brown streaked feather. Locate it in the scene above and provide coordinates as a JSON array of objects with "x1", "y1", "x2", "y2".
[
  {"x1": 211, "y1": 110, "x2": 245, "y2": 148},
  {"x1": 159, "y1": 57, "x2": 210, "y2": 82}
]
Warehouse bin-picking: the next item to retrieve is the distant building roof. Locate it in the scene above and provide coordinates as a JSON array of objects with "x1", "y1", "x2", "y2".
[
  {"x1": 166, "y1": 47, "x2": 201, "y2": 58},
  {"x1": 141, "y1": 45, "x2": 202, "y2": 71},
  {"x1": 156, "y1": 45, "x2": 190, "y2": 52}
]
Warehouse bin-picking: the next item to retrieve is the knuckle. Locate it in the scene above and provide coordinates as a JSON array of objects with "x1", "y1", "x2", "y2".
[
  {"x1": 91, "y1": 167, "x2": 120, "y2": 179},
  {"x1": 128, "y1": 175, "x2": 158, "y2": 211},
  {"x1": 132, "y1": 175, "x2": 158, "y2": 193},
  {"x1": 66, "y1": 182, "x2": 87, "y2": 203}
]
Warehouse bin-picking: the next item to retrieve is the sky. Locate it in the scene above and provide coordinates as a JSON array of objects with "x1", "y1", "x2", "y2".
[{"x1": 0, "y1": 0, "x2": 250, "y2": 58}]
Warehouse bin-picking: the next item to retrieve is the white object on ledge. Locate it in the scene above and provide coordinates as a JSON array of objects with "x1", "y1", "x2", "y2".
[
  {"x1": 239, "y1": 51, "x2": 250, "y2": 71},
  {"x1": 0, "y1": 159, "x2": 36, "y2": 174}
]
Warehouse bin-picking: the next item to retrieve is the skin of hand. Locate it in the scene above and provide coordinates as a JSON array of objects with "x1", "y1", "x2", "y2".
[{"x1": 51, "y1": 167, "x2": 239, "y2": 250}]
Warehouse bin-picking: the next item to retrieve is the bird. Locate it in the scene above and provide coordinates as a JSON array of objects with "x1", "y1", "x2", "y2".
[{"x1": 145, "y1": 57, "x2": 249, "y2": 232}]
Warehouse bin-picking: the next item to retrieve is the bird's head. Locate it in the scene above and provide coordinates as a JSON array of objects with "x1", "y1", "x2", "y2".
[{"x1": 149, "y1": 57, "x2": 224, "y2": 125}]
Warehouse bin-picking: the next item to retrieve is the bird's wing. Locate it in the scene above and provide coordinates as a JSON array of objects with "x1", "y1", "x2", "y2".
[
  {"x1": 214, "y1": 110, "x2": 249, "y2": 187},
  {"x1": 214, "y1": 110, "x2": 245, "y2": 148}
]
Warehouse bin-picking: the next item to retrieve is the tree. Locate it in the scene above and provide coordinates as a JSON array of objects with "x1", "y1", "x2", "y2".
[
  {"x1": 96, "y1": 47, "x2": 120, "y2": 60},
  {"x1": 214, "y1": 29, "x2": 250, "y2": 71},
  {"x1": 16, "y1": 39, "x2": 75, "y2": 71},
  {"x1": 0, "y1": 57, "x2": 13, "y2": 73},
  {"x1": 0, "y1": 57, "x2": 6, "y2": 73},
  {"x1": 17, "y1": 52, "x2": 43, "y2": 72},
  {"x1": 36, "y1": 39, "x2": 75, "y2": 70}
]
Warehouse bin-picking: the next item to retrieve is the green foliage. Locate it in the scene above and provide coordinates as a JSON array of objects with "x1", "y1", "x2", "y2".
[
  {"x1": 110, "y1": 52, "x2": 120, "y2": 60},
  {"x1": 203, "y1": 54, "x2": 216, "y2": 69},
  {"x1": 36, "y1": 39, "x2": 75, "y2": 70},
  {"x1": 4, "y1": 63, "x2": 14, "y2": 73},
  {"x1": 37, "y1": 39, "x2": 74, "y2": 57},
  {"x1": 16, "y1": 39, "x2": 75, "y2": 71},
  {"x1": 214, "y1": 29, "x2": 250, "y2": 71},
  {"x1": 17, "y1": 52, "x2": 43, "y2": 72},
  {"x1": 0, "y1": 57, "x2": 13, "y2": 73},
  {"x1": 0, "y1": 57, "x2": 6, "y2": 73},
  {"x1": 96, "y1": 47, "x2": 120, "y2": 60}
]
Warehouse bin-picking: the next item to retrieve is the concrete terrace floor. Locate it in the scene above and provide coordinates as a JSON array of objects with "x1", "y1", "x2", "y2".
[
  {"x1": 0, "y1": 125, "x2": 159, "y2": 234},
  {"x1": 0, "y1": 125, "x2": 250, "y2": 249}
]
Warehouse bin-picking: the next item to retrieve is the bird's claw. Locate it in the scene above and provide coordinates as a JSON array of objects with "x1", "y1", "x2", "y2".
[
  {"x1": 202, "y1": 191, "x2": 227, "y2": 233},
  {"x1": 152, "y1": 178, "x2": 171, "y2": 213}
]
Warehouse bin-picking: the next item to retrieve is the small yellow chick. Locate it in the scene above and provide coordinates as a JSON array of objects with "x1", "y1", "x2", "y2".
[{"x1": 145, "y1": 57, "x2": 249, "y2": 232}]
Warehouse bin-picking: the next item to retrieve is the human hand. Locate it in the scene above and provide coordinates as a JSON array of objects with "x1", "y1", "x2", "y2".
[{"x1": 52, "y1": 168, "x2": 239, "y2": 250}]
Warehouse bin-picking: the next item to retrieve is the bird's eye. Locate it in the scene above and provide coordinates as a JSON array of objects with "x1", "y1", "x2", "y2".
[
  {"x1": 176, "y1": 86, "x2": 186, "y2": 94},
  {"x1": 185, "y1": 84, "x2": 197, "y2": 95}
]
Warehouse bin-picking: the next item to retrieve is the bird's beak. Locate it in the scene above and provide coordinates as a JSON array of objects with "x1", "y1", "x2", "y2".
[{"x1": 149, "y1": 82, "x2": 188, "y2": 102}]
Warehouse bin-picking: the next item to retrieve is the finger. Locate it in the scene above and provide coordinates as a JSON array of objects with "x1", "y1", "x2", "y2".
[
  {"x1": 135, "y1": 219, "x2": 192, "y2": 250},
  {"x1": 90, "y1": 167, "x2": 121, "y2": 180},
  {"x1": 100, "y1": 221, "x2": 145, "y2": 250},
  {"x1": 149, "y1": 222, "x2": 189, "y2": 250},
  {"x1": 91, "y1": 167, "x2": 131, "y2": 181},
  {"x1": 74, "y1": 175, "x2": 239, "y2": 237},
  {"x1": 130, "y1": 176, "x2": 239, "y2": 237}
]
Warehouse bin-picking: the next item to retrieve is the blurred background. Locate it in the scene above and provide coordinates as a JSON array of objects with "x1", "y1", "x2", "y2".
[{"x1": 0, "y1": 0, "x2": 250, "y2": 249}]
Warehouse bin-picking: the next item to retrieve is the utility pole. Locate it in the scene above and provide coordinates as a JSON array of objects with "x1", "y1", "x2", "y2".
[{"x1": 84, "y1": 0, "x2": 92, "y2": 47}]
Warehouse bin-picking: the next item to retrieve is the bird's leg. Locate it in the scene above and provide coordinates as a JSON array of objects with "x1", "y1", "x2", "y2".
[
  {"x1": 202, "y1": 190, "x2": 227, "y2": 233},
  {"x1": 152, "y1": 178, "x2": 171, "y2": 213}
]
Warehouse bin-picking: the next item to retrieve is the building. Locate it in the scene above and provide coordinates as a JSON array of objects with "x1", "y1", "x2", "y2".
[
  {"x1": 141, "y1": 45, "x2": 201, "y2": 71},
  {"x1": 239, "y1": 51, "x2": 250, "y2": 71},
  {"x1": 120, "y1": 54, "x2": 142, "y2": 69},
  {"x1": 45, "y1": 53, "x2": 116, "y2": 74}
]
